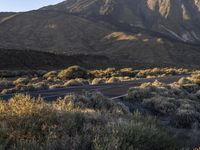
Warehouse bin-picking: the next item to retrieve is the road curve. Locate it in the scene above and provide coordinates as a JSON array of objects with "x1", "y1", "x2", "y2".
[{"x1": 0, "y1": 75, "x2": 188, "y2": 101}]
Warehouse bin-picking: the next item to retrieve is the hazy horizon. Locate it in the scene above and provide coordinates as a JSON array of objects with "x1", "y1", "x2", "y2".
[{"x1": 0, "y1": 0, "x2": 63, "y2": 12}]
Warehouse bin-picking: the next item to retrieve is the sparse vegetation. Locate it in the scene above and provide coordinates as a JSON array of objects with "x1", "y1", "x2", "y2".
[
  {"x1": 0, "y1": 93, "x2": 179, "y2": 150},
  {"x1": 125, "y1": 78, "x2": 200, "y2": 147},
  {"x1": 1, "y1": 67, "x2": 200, "y2": 148},
  {"x1": 0, "y1": 66, "x2": 192, "y2": 95}
]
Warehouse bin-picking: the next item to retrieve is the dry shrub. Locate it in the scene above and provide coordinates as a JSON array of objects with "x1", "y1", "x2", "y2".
[
  {"x1": 126, "y1": 79, "x2": 200, "y2": 130},
  {"x1": 178, "y1": 77, "x2": 192, "y2": 85},
  {"x1": 75, "y1": 78, "x2": 89, "y2": 85},
  {"x1": 0, "y1": 94, "x2": 45, "y2": 115},
  {"x1": 91, "y1": 78, "x2": 106, "y2": 85},
  {"x1": 53, "y1": 92, "x2": 130, "y2": 114},
  {"x1": 1, "y1": 82, "x2": 49, "y2": 94},
  {"x1": 190, "y1": 74, "x2": 200, "y2": 84},
  {"x1": 58, "y1": 66, "x2": 88, "y2": 80},
  {"x1": 119, "y1": 68, "x2": 137, "y2": 77},
  {"x1": 0, "y1": 93, "x2": 180, "y2": 149},
  {"x1": 180, "y1": 84, "x2": 199, "y2": 93},
  {"x1": 143, "y1": 96, "x2": 179, "y2": 115},
  {"x1": 93, "y1": 112, "x2": 179, "y2": 150},
  {"x1": 13, "y1": 77, "x2": 29, "y2": 85},
  {"x1": 31, "y1": 82, "x2": 49, "y2": 90},
  {"x1": 64, "y1": 79, "x2": 84, "y2": 87},
  {"x1": 173, "y1": 109, "x2": 200, "y2": 128},
  {"x1": 106, "y1": 77, "x2": 120, "y2": 84},
  {"x1": 43, "y1": 71, "x2": 58, "y2": 79},
  {"x1": 49, "y1": 84, "x2": 65, "y2": 89},
  {"x1": 136, "y1": 68, "x2": 189, "y2": 78},
  {"x1": 90, "y1": 68, "x2": 119, "y2": 78},
  {"x1": 126, "y1": 87, "x2": 152, "y2": 101},
  {"x1": 0, "y1": 78, "x2": 13, "y2": 89},
  {"x1": 31, "y1": 77, "x2": 40, "y2": 82},
  {"x1": 1, "y1": 88, "x2": 18, "y2": 95}
]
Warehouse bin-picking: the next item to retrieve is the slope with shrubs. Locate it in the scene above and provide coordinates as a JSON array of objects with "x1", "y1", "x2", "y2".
[
  {"x1": 0, "y1": 92, "x2": 179, "y2": 150},
  {"x1": 125, "y1": 76, "x2": 200, "y2": 147}
]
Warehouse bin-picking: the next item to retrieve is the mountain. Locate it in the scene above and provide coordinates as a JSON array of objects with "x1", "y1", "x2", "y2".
[
  {"x1": 0, "y1": 0, "x2": 200, "y2": 68},
  {"x1": 44, "y1": 0, "x2": 200, "y2": 43}
]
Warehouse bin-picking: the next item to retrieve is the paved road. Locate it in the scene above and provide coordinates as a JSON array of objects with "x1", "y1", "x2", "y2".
[{"x1": 0, "y1": 75, "x2": 187, "y2": 101}]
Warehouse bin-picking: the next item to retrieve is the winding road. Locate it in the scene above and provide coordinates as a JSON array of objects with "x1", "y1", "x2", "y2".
[{"x1": 0, "y1": 75, "x2": 187, "y2": 101}]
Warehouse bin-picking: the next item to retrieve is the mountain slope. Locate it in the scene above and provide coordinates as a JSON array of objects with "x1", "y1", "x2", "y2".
[
  {"x1": 0, "y1": 10, "x2": 112, "y2": 53},
  {"x1": 44, "y1": 0, "x2": 200, "y2": 43},
  {"x1": 0, "y1": 0, "x2": 200, "y2": 67}
]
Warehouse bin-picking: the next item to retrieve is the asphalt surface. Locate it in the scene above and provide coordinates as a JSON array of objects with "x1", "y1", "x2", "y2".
[{"x1": 0, "y1": 75, "x2": 187, "y2": 101}]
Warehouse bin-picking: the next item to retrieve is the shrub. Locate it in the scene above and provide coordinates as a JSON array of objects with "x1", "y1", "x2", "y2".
[
  {"x1": 32, "y1": 82, "x2": 49, "y2": 90},
  {"x1": 126, "y1": 87, "x2": 152, "y2": 101},
  {"x1": 90, "y1": 68, "x2": 119, "y2": 78},
  {"x1": 58, "y1": 66, "x2": 88, "y2": 80},
  {"x1": 143, "y1": 96, "x2": 179, "y2": 115},
  {"x1": 1, "y1": 88, "x2": 17, "y2": 94},
  {"x1": 43, "y1": 71, "x2": 58, "y2": 79},
  {"x1": 0, "y1": 78, "x2": 13, "y2": 89},
  {"x1": 54, "y1": 92, "x2": 130, "y2": 114},
  {"x1": 64, "y1": 79, "x2": 84, "y2": 87},
  {"x1": 180, "y1": 84, "x2": 199, "y2": 93},
  {"x1": 75, "y1": 78, "x2": 89, "y2": 85},
  {"x1": 49, "y1": 84, "x2": 65, "y2": 89},
  {"x1": 189, "y1": 74, "x2": 200, "y2": 84},
  {"x1": 106, "y1": 77, "x2": 120, "y2": 84},
  {"x1": 93, "y1": 113, "x2": 179, "y2": 150},
  {"x1": 136, "y1": 68, "x2": 189, "y2": 78},
  {"x1": 173, "y1": 109, "x2": 200, "y2": 128},
  {"x1": 31, "y1": 77, "x2": 40, "y2": 82},
  {"x1": 0, "y1": 93, "x2": 181, "y2": 149},
  {"x1": 91, "y1": 78, "x2": 106, "y2": 85},
  {"x1": 13, "y1": 77, "x2": 29, "y2": 85},
  {"x1": 120, "y1": 68, "x2": 137, "y2": 77},
  {"x1": 178, "y1": 77, "x2": 192, "y2": 85}
]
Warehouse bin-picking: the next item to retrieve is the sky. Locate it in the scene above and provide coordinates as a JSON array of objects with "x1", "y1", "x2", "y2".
[{"x1": 0, "y1": 0, "x2": 64, "y2": 12}]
